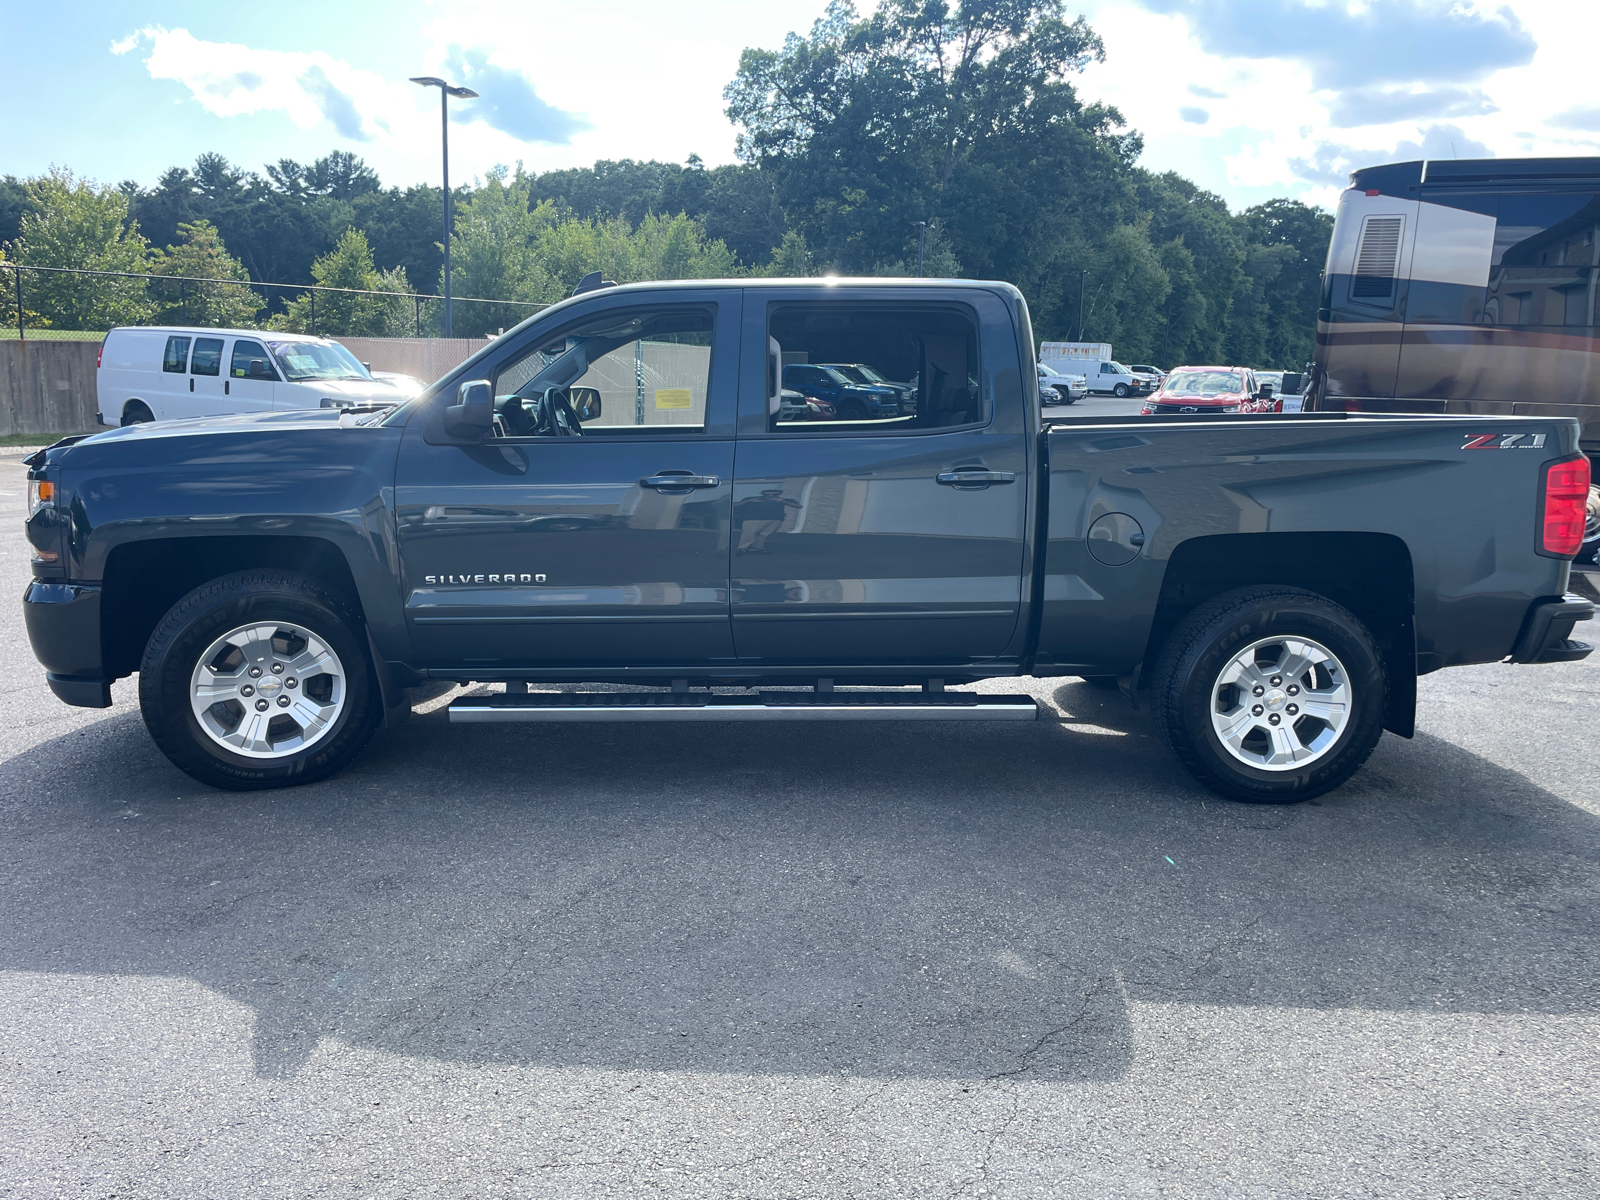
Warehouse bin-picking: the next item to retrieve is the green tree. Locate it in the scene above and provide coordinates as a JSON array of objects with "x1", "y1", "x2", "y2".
[
  {"x1": 725, "y1": 0, "x2": 1138, "y2": 297},
  {"x1": 271, "y1": 229, "x2": 411, "y2": 337},
  {"x1": 443, "y1": 168, "x2": 561, "y2": 336},
  {"x1": 150, "y1": 219, "x2": 261, "y2": 327},
  {"x1": 7, "y1": 167, "x2": 153, "y2": 329},
  {"x1": 1239, "y1": 198, "x2": 1333, "y2": 369}
]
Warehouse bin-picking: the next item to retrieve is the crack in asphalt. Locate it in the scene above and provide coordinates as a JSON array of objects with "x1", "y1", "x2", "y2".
[{"x1": 985, "y1": 973, "x2": 1117, "y2": 1082}]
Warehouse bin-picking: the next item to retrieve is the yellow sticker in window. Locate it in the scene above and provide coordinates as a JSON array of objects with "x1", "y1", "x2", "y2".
[{"x1": 654, "y1": 388, "x2": 693, "y2": 410}]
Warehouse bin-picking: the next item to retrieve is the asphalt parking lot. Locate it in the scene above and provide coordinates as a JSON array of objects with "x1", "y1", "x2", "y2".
[{"x1": 2, "y1": 446, "x2": 1598, "y2": 1199}]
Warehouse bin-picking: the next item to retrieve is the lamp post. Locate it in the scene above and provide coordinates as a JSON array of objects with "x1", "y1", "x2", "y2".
[
  {"x1": 916, "y1": 221, "x2": 928, "y2": 277},
  {"x1": 409, "y1": 76, "x2": 478, "y2": 337},
  {"x1": 1077, "y1": 268, "x2": 1088, "y2": 341}
]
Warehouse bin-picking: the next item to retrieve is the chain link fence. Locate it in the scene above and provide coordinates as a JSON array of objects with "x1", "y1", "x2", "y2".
[{"x1": 0, "y1": 263, "x2": 547, "y2": 342}]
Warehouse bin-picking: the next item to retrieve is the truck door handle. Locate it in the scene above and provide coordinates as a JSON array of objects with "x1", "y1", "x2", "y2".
[
  {"x1": 641, "y1": 472, "x2": 721, "y2": 491},
  {"x1": 937, "y1": 470, "x2": 1016, "y2": 488}
]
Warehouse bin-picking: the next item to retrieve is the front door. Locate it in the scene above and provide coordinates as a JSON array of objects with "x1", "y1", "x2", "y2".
[
  {"x1": 226, "y1": 338, "x2": 279, "y2": 415},
  {"x1": 730, "y1": 288, "x2": 1031, "y2": 666},
  {"x1": 394, "y1": 292, "x2": 741, "y2": 669}
]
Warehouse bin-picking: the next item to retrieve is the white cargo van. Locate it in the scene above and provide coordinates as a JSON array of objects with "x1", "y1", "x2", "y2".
[{"x1": 96, "y1": 327, "x2": 405, "y2": 426}]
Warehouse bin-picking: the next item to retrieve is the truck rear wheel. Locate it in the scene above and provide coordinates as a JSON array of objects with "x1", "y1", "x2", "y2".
[
  {"x1": 121, "y1": 401, "x2": 154, "y2": 426},
  {"x1": 1152, "y1": 587, "x2": 1386, "y2": 803},
  {"x1": 138, "y1": 571, "x2": 381, "y2": 790}
]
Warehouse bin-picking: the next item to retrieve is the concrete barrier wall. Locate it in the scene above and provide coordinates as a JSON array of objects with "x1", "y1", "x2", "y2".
[
  {"x1": 0, "y1": 340, "x2": 103, "y2": 436},
  {"x1": 335, "y1": 336, "x2": 492, "y2": 385}
]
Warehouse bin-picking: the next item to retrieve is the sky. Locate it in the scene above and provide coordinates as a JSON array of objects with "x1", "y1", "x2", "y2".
[{"x1": 7, "y1": 0, "x2": 1600, "y2": 214}]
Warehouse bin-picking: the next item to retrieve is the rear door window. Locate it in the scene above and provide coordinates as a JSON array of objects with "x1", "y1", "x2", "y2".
[
  {"x1": 162, "y1": 336, "x2": 191, "y2": 373},
  {"x1": 190, "y1": 337, "x2": 224, "y2": 377},
  {"x1": 764, "y1": 302, "x2": 981, "y2": 433}
]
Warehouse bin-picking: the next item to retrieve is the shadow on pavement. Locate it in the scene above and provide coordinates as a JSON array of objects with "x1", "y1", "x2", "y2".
[{"x1": 1, "y1": 679, "x2": 1595, "y2": 1082}]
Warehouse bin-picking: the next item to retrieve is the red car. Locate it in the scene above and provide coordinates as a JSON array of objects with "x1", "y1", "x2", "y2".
[{"x1": 1141, "y1": 366, "x2": 1279, "y2": 415}]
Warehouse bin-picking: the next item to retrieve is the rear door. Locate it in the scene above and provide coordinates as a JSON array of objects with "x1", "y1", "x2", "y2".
[
  {"x1": 152, "y1": 333, "x2": 191, "y2": 419},
  {"x1": 730, "y1": 286, "x2": 1031, "y2": 665}
]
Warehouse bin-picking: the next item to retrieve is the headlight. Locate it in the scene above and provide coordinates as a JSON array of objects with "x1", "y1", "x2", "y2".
[{"x1": 28, "y1": 477, "x2": 54, "y2": 514}]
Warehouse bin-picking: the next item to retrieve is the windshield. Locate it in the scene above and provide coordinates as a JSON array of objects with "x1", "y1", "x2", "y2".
[
  {"x1": 1110, "y1": 362, "x2": 1133, "y2": 375},
  {"x1": 1164, "y1": 370, "x2": 1244, "y2": 396},
  {"x1": 268, "y1": 339, "x2": 372, "y2": 382}
]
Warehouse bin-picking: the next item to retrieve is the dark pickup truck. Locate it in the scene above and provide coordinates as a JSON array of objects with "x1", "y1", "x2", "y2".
[{"x1": 22, "y1": 279, "x2": 1596, "y2": 802}]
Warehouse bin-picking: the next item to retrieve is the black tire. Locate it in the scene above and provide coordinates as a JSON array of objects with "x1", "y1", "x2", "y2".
[
  {"x1": 840, "y1": 402, "x2": 867, "y2": 421},
  {"x1": 1113, "y1": 383, "x2": 1130, "y2": 398},
  {"x1": 121, "y1": 401, "x2": 154, "y2": 426},
  {"x1": 1080, "y1": 675, "x2": 1120, "y2": 690},
  {"x1": 1151, "y1": 587, "x2": 1386, "y2": 804},
  {"x1": 138, "y1": 571, "x2": 381, "y2": 790}
]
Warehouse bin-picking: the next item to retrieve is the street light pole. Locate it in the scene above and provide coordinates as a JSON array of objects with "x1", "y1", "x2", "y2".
[
  {"x1": 409, "y1": 76, "x2": 478, "y2": 338},
  {"x1": 916, "y1": 221, "x2": 928, "y2": 277},
  {"x1": 1077, "y1": 268, "x2": 1088, "y2": 342}
]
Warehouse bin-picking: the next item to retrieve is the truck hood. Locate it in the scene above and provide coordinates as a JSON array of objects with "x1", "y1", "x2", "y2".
[
  {"x1": 61, "y1": 407, "x2": 389, "y2": 454},
  {"x1": 309, "y1": 378, "x2": 406, "y2": 402}
]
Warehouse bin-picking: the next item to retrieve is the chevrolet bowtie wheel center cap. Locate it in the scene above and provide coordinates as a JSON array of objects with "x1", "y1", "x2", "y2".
[
  {"x1": 189, "y1": 621, "x2": 347, "y2": 760},
  {"x1": 1208, "y1": 635, "x2": 1351, "y2": 772}
]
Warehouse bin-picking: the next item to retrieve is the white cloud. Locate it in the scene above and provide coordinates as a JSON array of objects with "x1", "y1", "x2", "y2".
[
  {"x1": 108, "y1": 5, "x2": 833, "y2": 191},
  {"x1": 114, "y1": 27, "x2": 411, "y2": 142},
  {"x1": 1076, "y1": 0, "x2": 1600, "y2": 210}
]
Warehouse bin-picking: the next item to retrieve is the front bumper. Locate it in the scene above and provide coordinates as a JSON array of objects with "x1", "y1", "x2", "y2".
[
  {"x1": 1509, "y1": 594, "x2": 1595, "y2": 664},
  {"x1": 24, "y1": 581, "x2": 113, "y2": 708}
]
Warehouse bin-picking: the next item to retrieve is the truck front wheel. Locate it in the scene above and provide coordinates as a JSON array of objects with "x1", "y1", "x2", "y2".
[
  {"x1": 1113, "y1": 383, "x2": 1130, "y2": 398},
  {"x1": 1152, "y1": 587, "x2": 1386, "y2": 803},
  {"x1": 138, "y1": 571, "x2": 381, "y2": 791}
]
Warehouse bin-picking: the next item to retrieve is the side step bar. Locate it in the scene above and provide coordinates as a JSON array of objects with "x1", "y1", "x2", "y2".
[{"x1": 448, "y1": 690, "x2": 1039, "y2": 724}]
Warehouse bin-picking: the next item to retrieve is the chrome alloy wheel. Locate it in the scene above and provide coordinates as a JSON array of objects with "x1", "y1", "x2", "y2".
[
  {"x1": 189, "y1": 621, "x2": 346, "y2": 759},
  {"x1": 1209, "y1": 635, "x2": 1351, "y2": 772}
]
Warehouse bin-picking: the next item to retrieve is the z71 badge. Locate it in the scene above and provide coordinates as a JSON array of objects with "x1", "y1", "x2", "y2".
[{"x1": 1462, "y1": 433, "x2": 1547, "y2": 450}]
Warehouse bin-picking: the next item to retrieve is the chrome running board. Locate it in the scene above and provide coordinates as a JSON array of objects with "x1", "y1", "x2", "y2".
[{"x1": 448, "y1": 690, "x2": 1038, "y2": 723}]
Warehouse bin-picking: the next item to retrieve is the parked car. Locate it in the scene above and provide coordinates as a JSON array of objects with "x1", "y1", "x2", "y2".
[
  {"x1": 371, "y1": 371, "x2": 429, "y2": 401},
  {"x1": 1080, "y1": 360, "x2": 1149, "y2": 397},
  {"x1": 96, "y1": 327, "x2": 404, "y2": 426},
  {"x1": 25, "y1": 277, "x2": 1593, "y2": 806},
  {"x1": 1038, "y1": 362, "x2": 1086, "y2": 405},
  {"x1": 777, "y1": 388, "x2": 837, "y2": 421},
  {"x1": 782, "y1": 363, "x2": 902, "y2": 419},
  {"x1": 820, "y1": 363, "x2": 917, "y2": 413},
  {"x1": 1128, "y1": 364, "x2": 1166, "y2": 390},
  {"x1": 1141, "y1": 366, "x2": 1279, "y2": 414}
]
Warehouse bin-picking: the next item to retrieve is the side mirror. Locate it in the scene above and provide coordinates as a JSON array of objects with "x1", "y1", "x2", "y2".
[
  {"x1": 569, "y1": 386, "x2": 602, "y2": 422},
  {"x1": 443, "y1": 379, "x2": 494, "y2": 439},
  {"x1": 1257, "y1": 384, "x2": 1275, "y2": 399},
  {"x1": 249, "y1": 359, "x2": 271, "y2": 379}
]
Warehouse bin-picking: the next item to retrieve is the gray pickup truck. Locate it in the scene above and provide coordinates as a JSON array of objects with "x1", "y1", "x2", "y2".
[{"x1": 22, "y1": 279, "x2": 1595, "y2": 803}]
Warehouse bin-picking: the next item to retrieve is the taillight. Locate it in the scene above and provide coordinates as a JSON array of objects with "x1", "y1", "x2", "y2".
[
  {"x1": 97, "y1": 341, "x2": 104, "y2": 369},
  {"x1": 1540, "y1": 457, "x2": 1590, "y2": 557}
]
